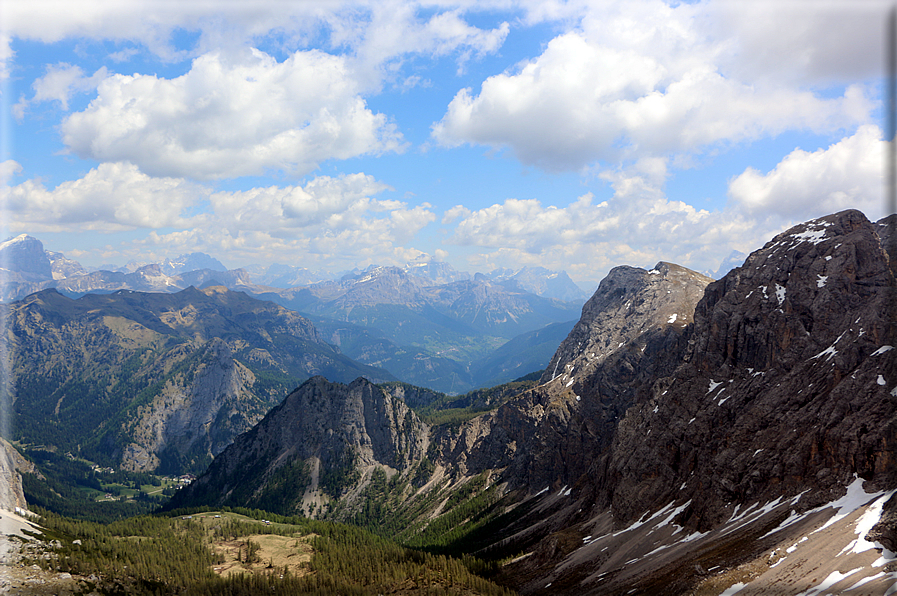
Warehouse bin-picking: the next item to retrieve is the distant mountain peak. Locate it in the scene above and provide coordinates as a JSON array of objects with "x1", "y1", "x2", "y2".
[{"x1": 161, "y1": 252, "x2": 227, "y2": 276}]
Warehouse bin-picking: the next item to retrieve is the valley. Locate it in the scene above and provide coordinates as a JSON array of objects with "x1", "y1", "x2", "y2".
[{"x1": 0, "y1": 209, "x2": 895, "y2": 595}]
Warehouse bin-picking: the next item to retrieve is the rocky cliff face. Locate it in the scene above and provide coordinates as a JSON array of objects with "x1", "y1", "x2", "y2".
[
  {"x1": 0, "y1": 438, "x2": 34, "y2": 512},
  {"x1": 600, "y1": 209, "x2": 896, "y2": 528},
  {"x1": 170, "y1": 376, "x2": 430, "y2": 516}
]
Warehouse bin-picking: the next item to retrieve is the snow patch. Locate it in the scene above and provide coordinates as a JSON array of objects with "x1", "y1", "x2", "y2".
[
  {"x1": 878, "y1": 375, "x2": 887, "y2": 386},
  {"x1": 719, "y1": 582, "x2": 747, "y2": 596},
  {"x1": 763, "y1": 477, "x2": 892, "y2": 539},
  {"x1": 872, "y1": 345, "x2": 894, "y2": 356},
  {"x1": 707, "y1": 380, "x2": 723, "y2": 394},
  {"x1": 812, "y1": 345, "x2": 838, "y2": 362},
  {"x1": 837, "y1": 490, "x2": 897, "y2": 557},
  {"x1": 791, "y1": 227, "x2": 828, "y2": 245},
  {"x1": 795, "y1": 568, "x2": 864, "y2": 596},
  {"x1": 566, "y1": 378, "x2": 575, "y2": 388},
  {"x1": 816, "y1": 275, "x2": 827, "y2": 288},
  {"x1": 775, "y1": 283, "x2": 786, "y2": 305},
  {"x1": 668, "y1": 313, "x2": 678, "y2": 324}
]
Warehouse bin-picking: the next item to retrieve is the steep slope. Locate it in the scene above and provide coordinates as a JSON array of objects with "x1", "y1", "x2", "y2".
[
  {"x1": 168, "y1": 376, "x2": 429, "y2": 516},
  {"x1": 5, "y1": 286, "x2": 393, "y2": 474},
  {"x1": 429, "y1": 262, "x2": 712, "y2": 492},
  {"x1": 492, "y1": 209, "x2": 896, "y2": 594}
]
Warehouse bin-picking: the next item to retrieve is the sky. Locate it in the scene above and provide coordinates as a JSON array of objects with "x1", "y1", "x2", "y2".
[{"x1": 0, "y1": 0, "x2": 891, "y2": 285}]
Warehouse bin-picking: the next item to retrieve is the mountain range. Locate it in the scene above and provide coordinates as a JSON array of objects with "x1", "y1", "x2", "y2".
[
  {"x1": 3, "y1": 285, "x2": 393, "y2": 474},
  {"x1": 0, "y1": 236, "x2": 587, "y2": 393},
  {"x1": 169, "y1": 209, "x2": 896, "y2": 594}
]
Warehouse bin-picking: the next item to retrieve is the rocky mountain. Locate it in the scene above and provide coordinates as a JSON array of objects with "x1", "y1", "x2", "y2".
[
  {"x1": 487, "y1": 266, "x2": 590, "y2": 301},
  {"x1": 0, "y1": 234, "x2": 53, "y2": 282},
  {"x1": 404, "y1": 255, "x2": 472, "y2": 285},
  {"x1": 471, "y1": 209, "x2": 897, "y2": 594},
  {"x1": 171, "y1": 209, "x2": 895, "y2": 595},
  {"x1": 47, "y1": 251, "x2": 87, "y2": 279},
  {"x1": 1, "y1": 243, "x2": 584, "y2": 395},
  {"x1": 161, "y1": 252, "x2": 227, "y2": 276},
  {"x1": 168, "y1": 376, "x2": 429, "y2": 517},
  {"x1": 243, "y1": 263, "x2": 327, "y2": 288},
  {"x1": 260, "y1": 266, "x2": 583, "y2": 393},
  {"x1": 5, "y1": 286, "x2": 393, "y2": 474}
]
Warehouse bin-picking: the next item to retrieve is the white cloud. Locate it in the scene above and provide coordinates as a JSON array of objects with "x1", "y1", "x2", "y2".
[
  {"x1": 4, "y1": 162, "x2": 205, "y2": 232},
  {"x1": 13, "y1": 63, "x2": 108, "y2": 120},
  {"x1": 727, "y1": 124, "x2": 885, "y2": 221},
  {"x1": 443, "y1": 161, "x2": 775, "y2": 280},
  {"x1": 3, "y1": 1, "x2": 510, "y2": 85},
  {"x1": 7, "y1": 164, "x2": 436, "y2": 271},
  {"x1": 60, "y1": 48, "x2": 405, "y2": 180},
  {"x1": 0, "y1": 161, "x2": 22, "y2": 183},
  {"x1": 130, "y1": 196, "x2": 436, "y2": 272},
  {"x1": 432, "y1": 0, "x2": 877, "y2": 172},
  {"x1": 705, "y1": 0, "x2": 890, "y2": 86},
  {"x1": 208, "y1": 173, "x2": 396, "y2": 233}
]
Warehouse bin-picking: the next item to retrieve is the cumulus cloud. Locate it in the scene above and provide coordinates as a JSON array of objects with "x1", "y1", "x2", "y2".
[
  {"x1": 340, "y1": 3, "x2": 509, "y2": 85},
  {"x1": 727, "y1": 124, "x2": 885, "y2": 220},
  {"x1": 13, "y1": 63, "x2": 108, "y2": 119},
  {"x1": 5, "y1": 163, "x2": 435, "y2": 270},
  {"x1": 3, "y1": 1, "x2": 510, "y2": 85},
  {"x1": 131, "y1": 196, "x2": 436, "y2": 272},
  {"x1": 0, "y1": 160, "x2": 23, "y2": 182},
  {"x1": 432, "y1": 0, "x2": 876, "y2": 172},
  {"x1": 443, "y1": 160, "x2": 775, "y2": 280},
  {"x1": 60, "y1": 49, "x2": 405, "y2": 180},
  {"x1": 209, "y1": 173, "x2": 396, "y2": 233},
  {"x1": 706, "y1": 0, "x2": 889, "y2": 86},
  {"x1": 4, "y1": 162, "x2": 205, "y2": 232}
]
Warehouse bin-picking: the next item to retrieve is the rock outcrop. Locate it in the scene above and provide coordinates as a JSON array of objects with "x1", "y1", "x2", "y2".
[
  {"x1": 0, "y1": 438, "x2": 33, "y2": 512},
  {"x1": 169, "y1": 376, "x2": 430, "y2": 515}
]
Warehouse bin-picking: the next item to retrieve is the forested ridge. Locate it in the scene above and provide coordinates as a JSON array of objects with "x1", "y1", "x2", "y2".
[{"x1": 26, "y1": 508, "x2": 515, "y2": 595}]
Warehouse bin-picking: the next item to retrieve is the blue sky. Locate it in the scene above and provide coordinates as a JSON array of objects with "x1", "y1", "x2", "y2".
[{"x1": 0, "y1": 0, "x2": 889, "y2": 285}]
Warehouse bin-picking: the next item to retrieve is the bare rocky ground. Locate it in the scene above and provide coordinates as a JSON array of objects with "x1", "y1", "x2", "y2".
[{"x1": 0, "y1": 509, "x2": 97, "y2": 596}]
